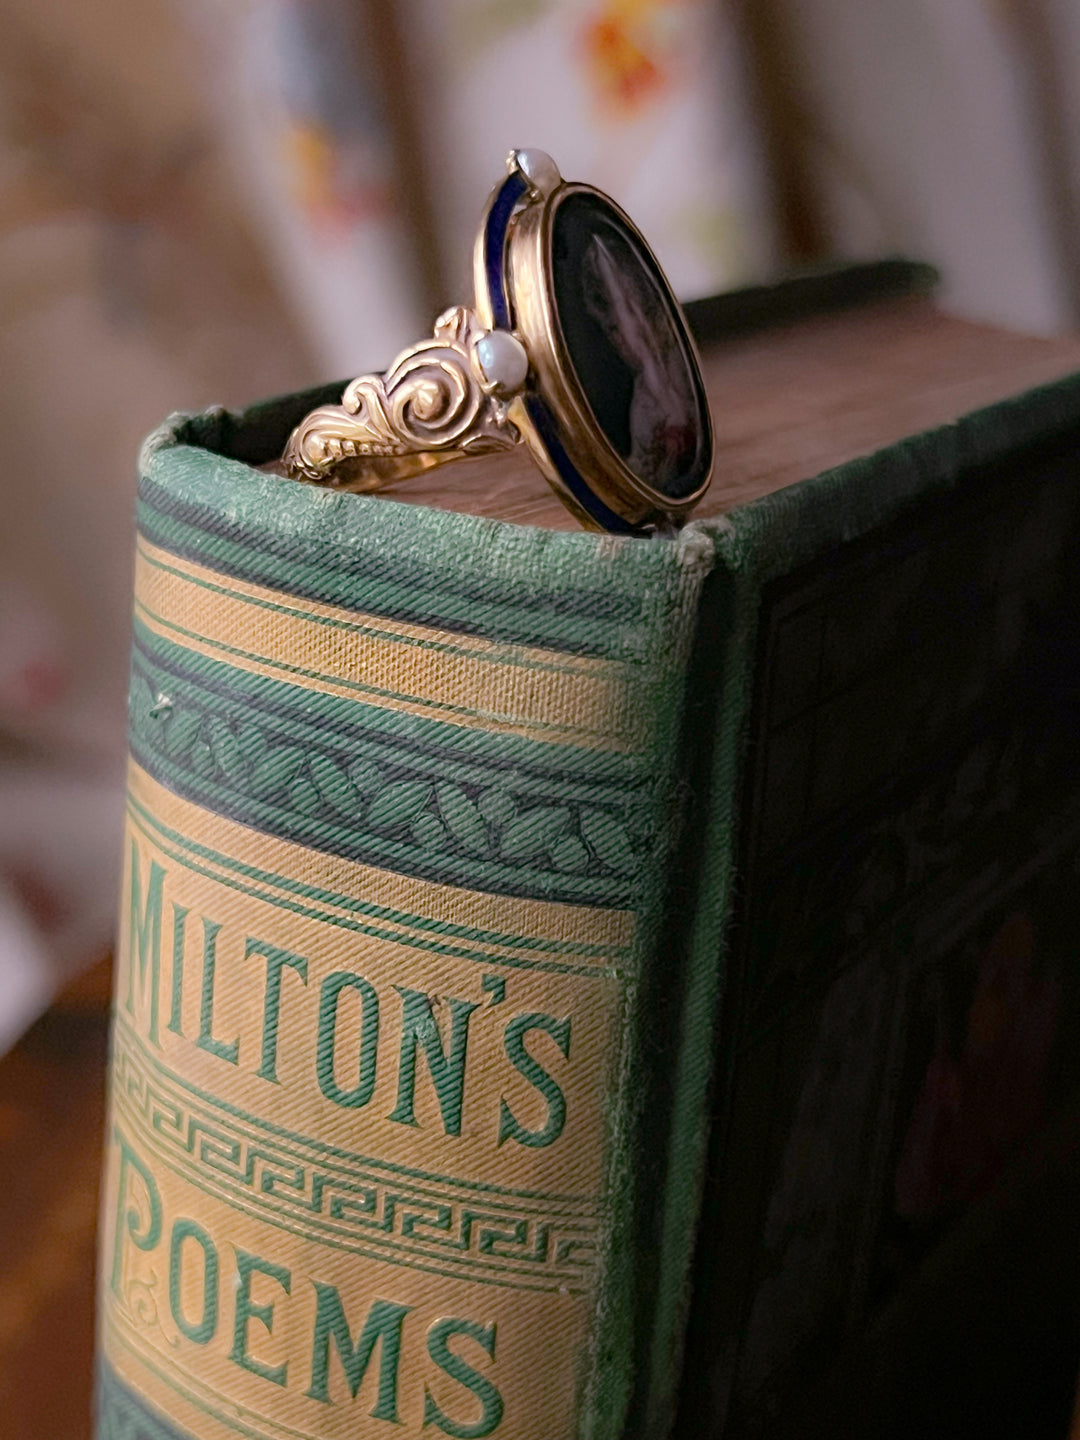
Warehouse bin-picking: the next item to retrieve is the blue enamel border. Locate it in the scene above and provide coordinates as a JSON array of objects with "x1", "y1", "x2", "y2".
[
  {"x1": 524, "y1": 395, "x2": 639, "y2": 535},
  {"x1": 484, "y1": 170, "x2": 527, "y2": 331},
  {"x1": 485, "y1": 168, "x2": 645, "y2": 536}
]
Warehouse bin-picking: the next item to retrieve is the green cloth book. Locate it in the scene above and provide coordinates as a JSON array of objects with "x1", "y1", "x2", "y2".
[{"x1": 97, "y1": 268, "x2": 1080, "y2": 1440}]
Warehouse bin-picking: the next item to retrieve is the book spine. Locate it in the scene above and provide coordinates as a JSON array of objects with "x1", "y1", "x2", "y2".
[{"x1": 95, "y1": 436, "x2": 714, "y2": 1440}]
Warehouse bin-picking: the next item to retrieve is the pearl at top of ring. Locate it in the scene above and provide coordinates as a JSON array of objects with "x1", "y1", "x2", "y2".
[
  {"x1": 473, "y1": 329, "x2": 529, "y2": 394},
  {"x1": 511, "y1": 148, "x2": 561, "y2": 196}
]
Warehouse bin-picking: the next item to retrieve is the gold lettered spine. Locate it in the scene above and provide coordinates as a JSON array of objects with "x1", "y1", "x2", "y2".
[{"x1": 101, "y1": 764, "x2": 632, "y2": 1440}]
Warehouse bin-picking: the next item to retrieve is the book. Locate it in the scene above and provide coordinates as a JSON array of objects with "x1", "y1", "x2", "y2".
[{"x1": 97, "y1": 264, "x2": 1080, "y2": 1440}]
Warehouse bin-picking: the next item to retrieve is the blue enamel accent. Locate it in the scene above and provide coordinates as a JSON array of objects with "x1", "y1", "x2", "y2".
[
  {"x1": 485, "y1": 171, "x2": 527, "y2": 330},
  {"x1": 485, "y1": 167, "x2": 644, "y2": 534},
  {"x1": 524, "y1": 396, "x2": 641, "y2": 535}
]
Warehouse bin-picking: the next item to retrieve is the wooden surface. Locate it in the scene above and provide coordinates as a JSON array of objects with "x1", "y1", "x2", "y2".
[{"x1": 0, "y1": 984, "x2": 109, "y2": 1440}]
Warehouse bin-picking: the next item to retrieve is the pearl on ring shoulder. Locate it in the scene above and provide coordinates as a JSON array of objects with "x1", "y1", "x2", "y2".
[{"x1": 474, "y1": 330, "x2": 529, "y2": 394}]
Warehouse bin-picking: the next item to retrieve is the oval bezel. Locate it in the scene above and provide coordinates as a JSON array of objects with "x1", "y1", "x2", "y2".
[{"x1": 492, "y1": 179, "x2": 713, "y2": 529}]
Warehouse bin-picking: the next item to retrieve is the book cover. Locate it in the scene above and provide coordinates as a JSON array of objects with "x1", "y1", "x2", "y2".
[
  {"x1": 678, "y1": 397, "x2": 1080, "y2": 1437},
  {"x1": 96, "y1": 278, "x2": 1080, "y2": 1440},
  {"x1": 96, "y1": 398, "x2": 715, "y2": 1440}
]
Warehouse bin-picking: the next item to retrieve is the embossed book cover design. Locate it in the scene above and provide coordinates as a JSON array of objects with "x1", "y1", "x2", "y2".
[
  {"x1": 97, "y1": 422, "x2": 715, "y2": 1440},
  {"x1": 678, "y1": 448, "x2": 1080, "y2": 1437}
]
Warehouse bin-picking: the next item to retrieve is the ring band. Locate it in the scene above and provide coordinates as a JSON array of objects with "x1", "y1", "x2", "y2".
[{"x1": 282, "y1": 149, "x2": 714, "y2": 535}]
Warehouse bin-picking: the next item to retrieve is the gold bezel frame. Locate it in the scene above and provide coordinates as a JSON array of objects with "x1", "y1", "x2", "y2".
[
  {"x1": 282, "y1": 152, "x2": 714, "y2": 534},
  {"x1": 473, "y1": 161, "x2": 714, "y2": 532}
]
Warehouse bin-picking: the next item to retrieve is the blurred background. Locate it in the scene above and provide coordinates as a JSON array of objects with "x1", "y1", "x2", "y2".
[{"x1": 1, "y1": 0, "x2": 1080, "y2": 1046}]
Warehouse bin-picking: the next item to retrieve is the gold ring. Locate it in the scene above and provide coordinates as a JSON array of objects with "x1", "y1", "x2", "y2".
[{"x1": 282, "y1": 148, "x2": 714, "y2": 535}]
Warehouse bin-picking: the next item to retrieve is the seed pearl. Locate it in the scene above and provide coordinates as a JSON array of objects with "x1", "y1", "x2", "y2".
[
  {"x1": 475, "y1": 330, "x2": 529, "y2": 393},
  {"x1": 513, "y1": 148, "x2": 562, "y2": 196}
]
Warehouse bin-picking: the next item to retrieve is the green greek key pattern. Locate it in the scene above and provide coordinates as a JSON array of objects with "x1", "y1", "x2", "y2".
[{"x1": 114, "y1": 1029, "x2": 599, "y2": 1294}]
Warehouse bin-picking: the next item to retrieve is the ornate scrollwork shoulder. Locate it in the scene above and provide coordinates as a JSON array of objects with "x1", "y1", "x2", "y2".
[{"x1": 283, "y1": 307, "x2": 521, "y2": 490}]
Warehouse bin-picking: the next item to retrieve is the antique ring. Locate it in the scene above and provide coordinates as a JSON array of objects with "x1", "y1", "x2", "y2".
[{"x1": 282, "y1": 148, "x2": 713, "y2": 534}]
